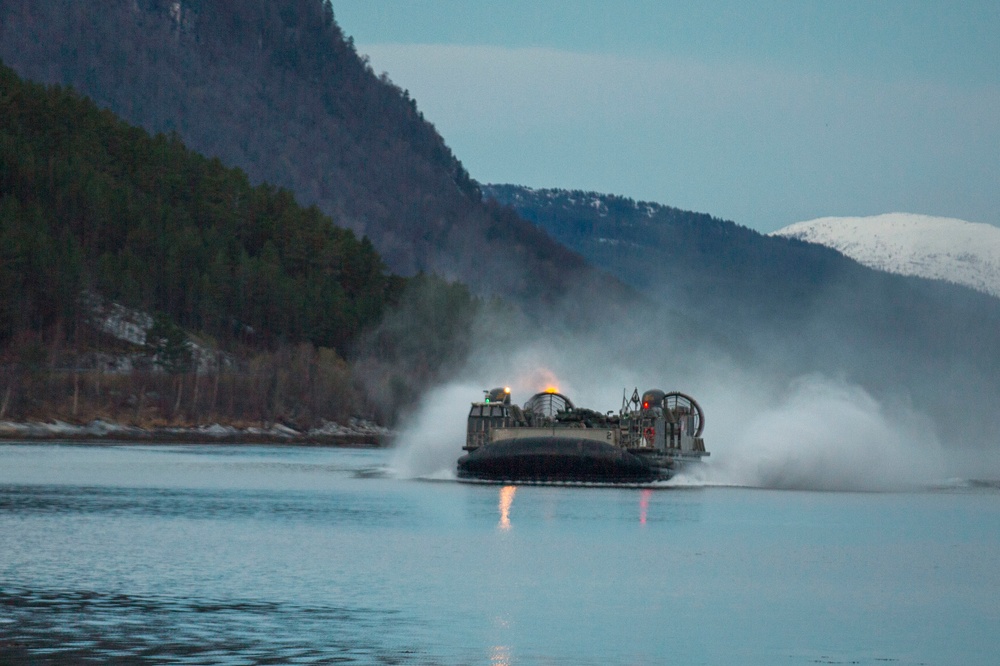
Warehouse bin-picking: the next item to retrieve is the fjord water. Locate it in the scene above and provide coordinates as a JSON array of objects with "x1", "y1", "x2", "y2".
[{"x1": 1, "y1": 444, "x2": 998, "y2": 665}]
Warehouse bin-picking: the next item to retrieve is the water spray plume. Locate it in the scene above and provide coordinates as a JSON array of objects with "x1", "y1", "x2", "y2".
[
  {"x1": 389, "y1": 291, "x2": 959, "y2": 489},
  {"x1": 700, "y1": 374, "x2": 945, "y2": 491},
  {"x1": 389, "y1": 382, "x2": 479, "y2": 479}
]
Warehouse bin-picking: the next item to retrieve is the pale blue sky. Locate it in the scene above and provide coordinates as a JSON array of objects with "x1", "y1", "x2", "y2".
[{"x1": 334, "y1": 1, "x2": 1000, "y2": 232}]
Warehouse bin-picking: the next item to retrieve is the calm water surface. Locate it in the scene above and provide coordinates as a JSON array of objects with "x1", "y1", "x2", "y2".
[{"x1": 1, "y1": 443, "x2": 998, "y2": 665}]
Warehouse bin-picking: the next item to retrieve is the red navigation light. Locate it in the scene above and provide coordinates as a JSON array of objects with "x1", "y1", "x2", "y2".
[{"x1": 642, "y1": 401, "x2": 649, "y2": 409}]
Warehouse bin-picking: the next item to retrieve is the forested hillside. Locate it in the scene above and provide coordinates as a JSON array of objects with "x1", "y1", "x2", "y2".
[
  {"x1": 0, "y1": 0, "x2": 610, "y2": 306},
  {"x1": 0, "y1": 63, "x2": 479, "y2": 427},
  {"x1": 481, "y1": 186, "x2": 846, "y2": 316},
  {"x1": 483, "y1": 185, "x2": 899, "y2": 323},
  {"x1": 0, "y1": 63, "x2": 393, "y2": 352}
]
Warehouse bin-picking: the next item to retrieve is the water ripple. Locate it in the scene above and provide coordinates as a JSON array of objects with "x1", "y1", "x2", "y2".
[
  {"x1": 0, "y1": 587, "x2": 423, "y2": 664},
  {"x1": 0, "y1": 484, "x2": 408, "y2": 526}
]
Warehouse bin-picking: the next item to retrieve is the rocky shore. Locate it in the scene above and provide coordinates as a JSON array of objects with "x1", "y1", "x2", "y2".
[{"x1": 0, "y1": 418, "x2": 391, "y2": 447}]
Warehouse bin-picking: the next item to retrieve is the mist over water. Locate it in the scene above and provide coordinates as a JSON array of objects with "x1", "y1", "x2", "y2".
[{"x1": 390, "y1": 304, "x2": 953, "y2": 491}]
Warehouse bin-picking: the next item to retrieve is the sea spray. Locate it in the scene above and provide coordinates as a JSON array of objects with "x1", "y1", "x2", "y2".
[
  {"x1": 702, "y1": 374, "x2": 944, "y2": 491},
  {"x1": 388, "y1": 328, "x2": 947, "y2": 491},
  {"x1": 389, "y1": 381, "x2": 481, "y2": 478}
]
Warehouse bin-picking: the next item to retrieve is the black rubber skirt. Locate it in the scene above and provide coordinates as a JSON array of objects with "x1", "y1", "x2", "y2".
[{"x1": 456, "y1": 436, "x2": 656, "y2": 483}]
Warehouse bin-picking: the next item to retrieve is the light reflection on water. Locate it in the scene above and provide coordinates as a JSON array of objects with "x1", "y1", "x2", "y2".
[
  {"x1": 498, "y1": 485, "x2": 516, "y2": 531},
  {"x1": 490, "y1": 644, "x2": 513, "y2": 666},
  {"x1": 1, "y1": 443, "x2": 999, "y2": 665},
  {"x1": 639, "y1": 488, "x2": 652, "y2": 525}
]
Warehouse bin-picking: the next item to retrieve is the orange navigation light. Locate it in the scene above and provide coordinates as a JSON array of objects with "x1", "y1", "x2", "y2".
[
  {"x1": 485, "y1": 387, "x2": 512, "y2": 405},
  {"x1": 544, "y1": 386, "x2": 558, "y2": 394}
]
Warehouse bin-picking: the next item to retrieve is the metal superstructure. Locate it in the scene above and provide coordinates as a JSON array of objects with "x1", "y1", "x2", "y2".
[{"x1": 458, "y1": 387, "x2": 709, "y2": 483}]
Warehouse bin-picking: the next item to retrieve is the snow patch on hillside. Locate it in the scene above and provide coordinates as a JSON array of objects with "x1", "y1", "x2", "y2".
[
  {"x1": 772, "y1": 213, "x2": 1000, "y2": 299},
  {"x1": 482, "y1": 184, "x2": 674, "y2": 221},
  {"x1": 83, "y1": 292, "x2": 233, "y2": 373}
]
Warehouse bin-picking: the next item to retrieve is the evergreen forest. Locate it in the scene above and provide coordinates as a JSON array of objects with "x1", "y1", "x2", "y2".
[{"x1": 0, "y1": 62, "x2": 478, "y2": 429}]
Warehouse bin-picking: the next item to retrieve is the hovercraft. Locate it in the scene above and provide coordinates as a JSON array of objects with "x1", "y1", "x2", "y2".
[{"x1": 456, "y1": 387, "x2": 708, "y2": 484}]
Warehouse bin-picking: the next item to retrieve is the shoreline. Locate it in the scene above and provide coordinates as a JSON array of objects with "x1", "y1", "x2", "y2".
[{"x1": 0, "y1": 419, "x2": 393, "y2": 448}]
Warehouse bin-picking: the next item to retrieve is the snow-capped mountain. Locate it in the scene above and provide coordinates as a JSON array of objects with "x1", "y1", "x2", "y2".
[{"x1": 771, "y1": 213, "x2": 1000, "y2": 299}]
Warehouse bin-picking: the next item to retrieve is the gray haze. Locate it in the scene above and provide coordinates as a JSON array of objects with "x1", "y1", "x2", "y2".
[{"x1": 389, "y1": 282, "x2": 990, "y2": 490}]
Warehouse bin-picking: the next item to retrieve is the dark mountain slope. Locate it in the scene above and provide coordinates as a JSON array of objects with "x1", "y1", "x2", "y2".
[
  {"x1": 483, "y1": 185, "x2": 875, "y2": 317},
  {"x1": 0, "y1": 0, "x2": 612, "y2": 306}
]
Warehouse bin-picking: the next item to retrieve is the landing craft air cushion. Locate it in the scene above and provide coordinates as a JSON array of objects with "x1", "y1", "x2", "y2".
[{"x1": 457, "y1": 387, "x2": 708, "y2": 484}]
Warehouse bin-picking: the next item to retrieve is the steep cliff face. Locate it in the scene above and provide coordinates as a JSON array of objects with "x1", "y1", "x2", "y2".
[{"x1": 0, "y1": 0, "x2": 609, "y2": 305}]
